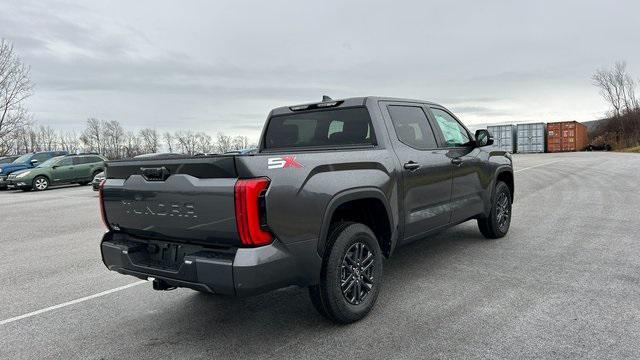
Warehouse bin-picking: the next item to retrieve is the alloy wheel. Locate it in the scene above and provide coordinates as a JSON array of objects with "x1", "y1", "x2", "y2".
[
  {"x1": 35, "y1": 178, "x2": 48, "y2": 190},
  {"x1": 340, "y1": 242, "x2": 375, "y2": 305},
  {"x1": 496, "y1": 190, "x2": 511, "y2": 232}
]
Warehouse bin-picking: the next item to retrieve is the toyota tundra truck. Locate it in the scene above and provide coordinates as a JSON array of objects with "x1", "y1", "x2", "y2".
[{"x1": 99, "y1": 96, "x2": 514, "y2": 323}]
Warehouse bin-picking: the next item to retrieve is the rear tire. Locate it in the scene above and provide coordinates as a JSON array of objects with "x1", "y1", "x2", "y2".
[
  {"x1": 478, "y1": 181, "x2": 512, "y2": 239},
  {"x1": 308, "y1": 222, "x2": 383, "y2": 324},
  {"x1": 32, "y1": 176, "x2": 49, "y2": 191}
]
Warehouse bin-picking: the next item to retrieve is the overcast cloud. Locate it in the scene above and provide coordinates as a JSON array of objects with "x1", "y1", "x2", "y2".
[{"x1": 2, "y1": 0, "x2": 640, "y2": 141}]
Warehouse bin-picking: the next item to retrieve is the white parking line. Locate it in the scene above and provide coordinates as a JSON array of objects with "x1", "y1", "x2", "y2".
[
  {"x1": 0, "y1": 280, "x2": 147, "y2": 326},
  {"x1": 514, "y1": 160, "x2": 562, "y2": 173}
]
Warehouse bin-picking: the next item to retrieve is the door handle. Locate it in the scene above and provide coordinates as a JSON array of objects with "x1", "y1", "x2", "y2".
[
  {"x1": 451, "y1": 158, "x2": 463, "y2": 166},
  {"x1": 403, "y1": 161, "x2": 420, "y2": 170}
]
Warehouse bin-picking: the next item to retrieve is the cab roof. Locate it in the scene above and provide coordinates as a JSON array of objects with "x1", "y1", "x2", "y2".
[{"x1": 270, "y1": 96, "x2": 444, "y2": 116}]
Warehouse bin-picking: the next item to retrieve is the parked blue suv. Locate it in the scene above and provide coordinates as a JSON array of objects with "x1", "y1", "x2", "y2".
[{"x1": 0, "y1": 151, "x2": 68, "y2": 189}]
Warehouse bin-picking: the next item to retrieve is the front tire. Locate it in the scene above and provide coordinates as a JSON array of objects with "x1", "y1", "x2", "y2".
[
  {"x1": 32, "y1": 176, "x2": 49, "y2": 191},
  {"x1": 308, "y1": 222, "x2": 383, "y2": 324},
  {"x1": 478, "y1": 181, "x2": 512, "y2": 239}
]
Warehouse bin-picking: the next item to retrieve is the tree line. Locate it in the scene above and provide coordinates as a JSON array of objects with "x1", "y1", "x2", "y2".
[
  {"x1": 1, "y1": 118, "x2": 254, "y2": 159},
  {"x1": 591, "y1": 61, "x2": 640, "y2": 150}
]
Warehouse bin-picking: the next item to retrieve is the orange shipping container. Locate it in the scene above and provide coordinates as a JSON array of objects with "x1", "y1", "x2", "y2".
[{"x1": 546, "y1": 121, "x2": 588, "y2": 152}]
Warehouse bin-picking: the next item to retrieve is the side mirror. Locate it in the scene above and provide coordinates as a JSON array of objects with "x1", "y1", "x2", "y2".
[
  {"x1": 30, "y1": 159, "x2": 38, "y2": 166},
  {"x1": 475, "y1": 129, "x2": 494, "y2": 147}
]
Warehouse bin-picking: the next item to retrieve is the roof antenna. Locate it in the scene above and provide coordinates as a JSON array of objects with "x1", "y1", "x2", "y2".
[{"x1": 322, "y1": 95, "x2": 332, "y2": 102}]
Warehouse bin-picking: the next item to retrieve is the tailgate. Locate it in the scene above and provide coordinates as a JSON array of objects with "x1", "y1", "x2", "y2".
[{"x1": 102, "y1": 156, "x2": 240, "y2": 246}]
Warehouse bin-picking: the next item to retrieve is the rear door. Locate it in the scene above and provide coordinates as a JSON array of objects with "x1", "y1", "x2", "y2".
[
  {"x1": 380, "y1": 101, "x2": 453, "y2": 242},
  {"x1": 73, "y1": 156, "x2": 93, "y2": 180},
  {"x1": 429, "y1": 107, "x2": 485, "y2": 223}
]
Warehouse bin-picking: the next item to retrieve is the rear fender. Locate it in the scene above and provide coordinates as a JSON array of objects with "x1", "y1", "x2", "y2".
[{"x1": 317, "y1": 187, "x2": 396, "y2": 257}]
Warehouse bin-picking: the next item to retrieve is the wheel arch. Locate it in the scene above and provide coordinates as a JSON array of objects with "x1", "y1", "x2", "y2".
[
  {"x1": 318, "y1": 187, "x2": 396, "y2": 258},
  {"x1": 482, "y1": 167, "x2": 514, "y2": 217},
  {"x1": 495, "y1": 168, "x2": 514, "y2": 202}
]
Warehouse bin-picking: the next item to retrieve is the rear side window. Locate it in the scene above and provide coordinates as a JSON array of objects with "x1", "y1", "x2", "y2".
[
  {"x1": 387, "y1": 105, "x2": 438, "y2": 150},
  {"x1": 264, "y1": 107, "x2": 375, "y2": 149},
  {"x1": 76, "y1": 156, "x2": 99, "y2": 164}
]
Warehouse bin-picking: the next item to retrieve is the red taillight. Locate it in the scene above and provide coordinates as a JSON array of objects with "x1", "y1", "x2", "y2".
[
  {"x1": 98, "y1": 179, "x2": 110, "y2": 230},
  {"x1": 235, "y1": 177, "x2": 273, "y2": 247}
]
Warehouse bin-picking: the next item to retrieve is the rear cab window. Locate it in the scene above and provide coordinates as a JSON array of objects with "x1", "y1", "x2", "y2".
[{"x1": 263, "y1": 107, "x2": 376, "y2": 150}]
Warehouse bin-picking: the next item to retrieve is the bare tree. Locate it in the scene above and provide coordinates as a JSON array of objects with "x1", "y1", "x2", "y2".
[
  {"x1": 122, "y1": 131, "x2": 142, "y2": 159},
  {"x1": 195, "y1": 132, "x2": 213, "y2": 153},
  {"x1": 215, "y1": 132, "x2": 233, "y2": 153},
  {"x1": 102, "y1": 120, "x2": 125, "y2": 158},
  {"x1": 38, "y1": 125, "x2": 57, "y2": 151},
  {"x1": 175, "y1": 130, "x2": 198, "y2": 155},
  {"x1": 163, "y1": 131, "x2": 174, "y2": 153},
  {"x1": 593, "y1": 61, "x2": 639, "y2": 117},
  {"x1": 59, "y1": 130, "x2": 80, "y2": 153},
  {"x1": 139, "y1": 128, "x2": 159, "y2": 153},
  {"x1": 0, "y1": 39, "x2": 33, "y2": 156},
  {"x1": 231, "y1": 135, "x2": 249, "y2": 150},
  {"x1": 80, "y1": 118, "x2": 103, "y2": 154}
]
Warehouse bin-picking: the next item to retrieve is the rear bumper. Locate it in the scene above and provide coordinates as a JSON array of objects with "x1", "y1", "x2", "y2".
[{"x1": 101, "y1": 232, "x2": 321, "y2": 297}]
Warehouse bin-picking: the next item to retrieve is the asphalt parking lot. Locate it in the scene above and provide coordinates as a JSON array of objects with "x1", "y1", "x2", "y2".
[{"x1": 1, "y1": 152, "x2": 639, "y2": 360}]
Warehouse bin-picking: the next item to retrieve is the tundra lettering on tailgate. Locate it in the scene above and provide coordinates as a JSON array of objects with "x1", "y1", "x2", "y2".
[{"x1": 121, "y1": 199, "x2": 198, "y2": 218}]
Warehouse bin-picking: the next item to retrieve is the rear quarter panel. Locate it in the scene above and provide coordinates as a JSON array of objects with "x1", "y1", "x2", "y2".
[{"x1": 235, "y1": 148, "x2": 399, "y2": 247}]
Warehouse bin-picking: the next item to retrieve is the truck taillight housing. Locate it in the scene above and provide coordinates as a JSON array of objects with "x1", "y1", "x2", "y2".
[
  {"x1": 235, "y1": 177, "x2": 273, "y2": 247},
  {"x1": 98, "y1": 179, "x2": 111, "y2": 230}
]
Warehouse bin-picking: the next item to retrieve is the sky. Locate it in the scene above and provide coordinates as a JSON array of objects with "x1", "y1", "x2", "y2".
[{"x1": 2, "y1": 0, "x2": 640, "y2": 142}]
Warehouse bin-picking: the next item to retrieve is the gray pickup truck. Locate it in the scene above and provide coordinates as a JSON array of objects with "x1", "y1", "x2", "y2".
[{"x1": 99, "y1": 96, "x2": 513, "y2": 323}]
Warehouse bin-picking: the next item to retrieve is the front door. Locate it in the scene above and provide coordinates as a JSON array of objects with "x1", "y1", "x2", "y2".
[
  {"x1": 429, "y1": 107, "x2": 485, "y2": 223},
  {"x1": 381, "y1": 102, "x2": 453, "y2": 242},
  {"x1": 51, "y1": 157, "x2": 76, "y2": 183}
]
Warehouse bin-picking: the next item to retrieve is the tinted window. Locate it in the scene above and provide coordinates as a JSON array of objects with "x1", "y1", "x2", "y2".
[
  {"x1": 264, "y1": 107, "x2": 375, "y2": 149},
  {"x1": 75, "y1": 156, "x2": 91, "y2": 164},
  {"x1": 57, "y1": 157, "x2": 73, "y2": 166},
  {"x1": 431, "y1": 108, "x2": 471, "y2": 147},
  {"x1": 89, "y1": 156, "x2": 105, "y2": 163},
  {"x1": 388, "y1": 106, "x2": 438, "y2": 150},
  {"x1": 33, "y1": 153, "x2": 53, "y2": 163},
  {"x1": 38, "y1": 156, "x2": 65, "y2": 168}
]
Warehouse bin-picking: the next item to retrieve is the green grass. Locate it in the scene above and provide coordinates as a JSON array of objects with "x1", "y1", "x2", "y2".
[{"x1": 620, "y1": 145, "x2": 640, "y2": 153}]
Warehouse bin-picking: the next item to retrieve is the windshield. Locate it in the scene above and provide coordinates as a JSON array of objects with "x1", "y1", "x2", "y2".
[
  {"x1": 12, "y1": 154, "x2": 32, "y2": 164},
  {"x1": 37, "y1": 156, "x2": 65, "y2": 168}
]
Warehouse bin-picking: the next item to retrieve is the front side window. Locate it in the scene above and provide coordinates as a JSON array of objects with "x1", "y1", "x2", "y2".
[
  {"x1": 264, "y1": 107, "x2": 375, "y2": 149},
  {"x1": 38, "y1": 156, "x2": 65, "y2": 168},
  {"x1": 57, "y1": 158, "x2": 73, "y2": 166},
  {"x1": 387, "y1": 105, "x2": 438, "y2": 150},
  {"x1": 431, "y1": 108, "x2": 471, "y2": 147}
]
